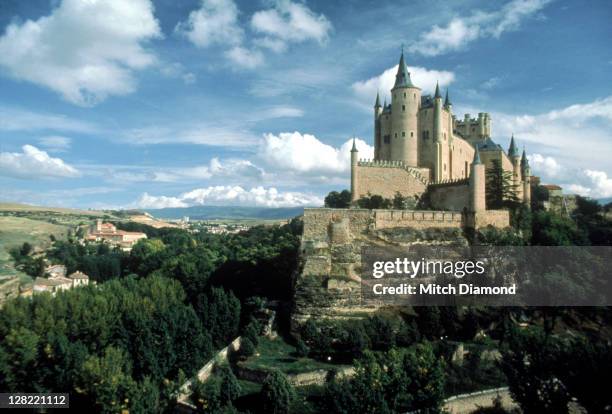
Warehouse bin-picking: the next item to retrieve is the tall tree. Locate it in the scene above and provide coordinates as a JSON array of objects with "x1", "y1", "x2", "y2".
[{"x1": 486, "y1": 159, "x2": 519, "y2": 209}]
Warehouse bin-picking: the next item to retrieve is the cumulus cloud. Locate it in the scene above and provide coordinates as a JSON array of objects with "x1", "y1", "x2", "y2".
[
  {"x1": 566, "y1": 170, "x2": 612, "y2": 199},
  {"x1": 135, "y1": 186, "x2": 322, "y2": 209},
  {"x1": 259, "y1": 132, "x2": 373, "y2": 175},
  {"x1": 0, "y1": 145, "x2": 80, "y2": 179},
  {"x1": 251, "y1": 0, "x2": 332, "y2": 48},
  {"x1": 38, "y1": 136, "x2": 72, "y2": 153},
  {"x1": 527, "y1": 153, "x2": 562, "y2": 177},
  {"x1": 488, "y1": 96, "x2": 612, "y2": 171},
  {"x1": 175, "y1": 0, "x2": 243, "y2": 47},
  {"x1": 177, "y1": 0, "x2": 332, "y2": 69},
  {"x1": 521, "y1": 153, "x2": 612, "y2": 199},
  {"x1": 0, "y1": 0, "x2": 161, "y2": 106},
  {"x1": 410, "y1": 0, "x2": 552, "y2": 56},
  {"x1": 352, "y1": 65, "x2": 455, "y2": 102}
]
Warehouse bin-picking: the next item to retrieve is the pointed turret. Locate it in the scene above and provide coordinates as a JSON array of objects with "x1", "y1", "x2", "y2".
[
  {"x1": 434, "y1": 82, "x2": 441, "y2": 99},
  {"x1": 351, "y1": 137, "x2": 358, "y2": 152},
  {"x1": 444, "y1": 89, "x2": 451, "y2": 108},
  {"x1": 508, "y1": 135, "x2": 518, "y2": 158},
  {"x1": 393, "y1": 50, "x2": 416, "y2": 89},
  {"x1": 520, "y1": 148, "x2": 529, "y2": 170},
  {"x1": 473, "y1": 146, "x2": 482, "y2": 165},
  {"x1": 374, "y1": 92, "x2": 381, "y2": 108}
]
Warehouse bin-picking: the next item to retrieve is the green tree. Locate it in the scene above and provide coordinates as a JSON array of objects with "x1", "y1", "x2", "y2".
[
  {"x1": 325, "y1": 190, "x2": 352, "y2": 208},
  {"x1": 357, "y1": 194, "x2": 392, "y2": 209},
  {"x1": 486, "y1": 159, "x2": 519, "y2": 209},
  {"x1": 501, "y1": 327, "x2": 570, "y2": 414},
  {"x1": 260, "y1": 371, "x2": 295, "y2": 414}
]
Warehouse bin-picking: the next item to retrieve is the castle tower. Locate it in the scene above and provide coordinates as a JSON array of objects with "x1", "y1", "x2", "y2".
[
  {"x1": 444, "y1": 89, "x2": 453, "y2": 141},
  {"x1": 390, "y1": 50, "x2": 421, "y2": 167},
  {"x1": 374, "y1": 92, "x2": 382, "y2": 159},
  {"x1": 350, "y1": 138, "x2": 359, "y2": 203},
  {"x1": 433, "y1": 82, "x2": 443, "y2": 182},
  {"x1": 521, "y1": 148, "x2": 531, "y2": 208},
  {"x1": 508, "y1": 135, "x2": 521, "y2": 199},
  {"x1": 469, "y1": 147, "x2": 486, "y2": 212}
]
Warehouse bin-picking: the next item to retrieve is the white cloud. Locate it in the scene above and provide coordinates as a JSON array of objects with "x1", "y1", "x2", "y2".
[
  {"x1": 135, "y1": 186, "x2": 322, "y2": 208},
  {"x1": 567, "y1": 170, "x2": 612, "y2": 199},
  {"x1": 175, "y1": 0, "x2": 243, "y2": 47},
  {"x1": 224, "y1": 46, "x2": 264, "y2": 69},
  {"x1": 38, "y1": 135, "x2": 72, "y2": 152},
  {"x1": 251, "y1": 0, "x2": 332, "y2": 49},
  {"x1": 527, "y1": 153, "x2": 562, "y2": 177},
  {"x1": 123, "y1": 124, "x2": 258, "y2": 148},
  {"x1": 410, "y1": 0, "x2": 552, "y2": 56},
  {"x1": 487, "y1": 96, "x2": 612, "y2": 171},
  {"x1": 0, "y1": 106, "x2": 99, "y2": 133},
  {"x1": 352, "y1": 65, "x2": 455, "y2": 102},
  {"x1": 159, "y1": 62, "x2": 197, "y2": 84},
  {"x1": 0, "y1": 0, "x2": 161, "y2": 106},
  {"x1": 258, "y1": 132, "x2": 373, "y2": 174},
  {"x1": 0, "y1": 145, "x2": 80, "y2": 179},
  {"x1": 151, "y1": 158, "x2": 265, "y2": 182}
]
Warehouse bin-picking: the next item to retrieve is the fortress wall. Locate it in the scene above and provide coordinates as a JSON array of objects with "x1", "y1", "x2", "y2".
[
  {"x1": 428, "y1": 182, "x2": 470, "y2": 211},
  {"x1": 355, "y1": 164, "x2": 429, "y2": 200},
  {"x1": 374, "y1": 209, "x2": 462, "y2": 229},
  {"x1": 468, "y1": 210, "x2": 511, "y2": 229}
]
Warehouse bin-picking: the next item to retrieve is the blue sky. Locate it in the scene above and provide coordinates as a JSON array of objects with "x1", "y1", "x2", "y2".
[{"x1": 0, "y1": 0, "x2": 611, "y2": 209}]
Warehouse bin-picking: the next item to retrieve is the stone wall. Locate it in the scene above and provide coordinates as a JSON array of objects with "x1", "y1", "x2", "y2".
[
  {"x1": 294, "y1": 208, "x2": 510, "y2": 327},
  {"x1": 427, "y1": 181, "x2": 470, "y2": 211},
  {"x1": 294, "y1": 208, "x2": 470, "y2": 327},
  {"x1": 467, "y1": 210, "x2": 511, "y2": 229},
  {"x1": 354, "y1": 162, "x2": 429, "y2": 200}
]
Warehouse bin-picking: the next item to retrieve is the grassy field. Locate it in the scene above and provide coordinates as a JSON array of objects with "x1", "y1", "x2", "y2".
[
  {"x1": 243, "y1": 336, "x2": 345, "y2": 375},
  {"x1": 0, "y1": 203, "x2": 107, "y2": 216},
  {"x1": 0, "y1": 216, "x2": 70, "y2": 279}
]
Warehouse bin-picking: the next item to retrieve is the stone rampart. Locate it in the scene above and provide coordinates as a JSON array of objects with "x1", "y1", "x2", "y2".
[
  {"x1": 294, "y1": 208, "x2": 510, "y2": 327},
  {"x1": 427, "y1": 180, "x2": 470, "y2": 211},
  {"x1": 354, "y1": 161, "x2": 429, "y2": 200}
]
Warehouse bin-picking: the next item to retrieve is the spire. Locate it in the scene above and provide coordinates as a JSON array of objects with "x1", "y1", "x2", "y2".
[
  {"x1": 434, "y1": 82, "x2": 441, "y2": 99},
  {"x1": 508, "y1": 135, "x2": 518, "y2": 158},
  {"x1": 351, "y1": 137, "x2": 358, "y2": 152},
  {"x1": 473, "y1": 146, "x2": 482, "y2": 165},
  {"x1": 374, "y1": 91, "x2": 381, "y2": 108},
  {"x1": 444, "y1": 89, "x2": 451, "y2": 107},
  {"x1": 521, "y1": 147, "x2": 529, "y2": 169},
  {"x1": 393, "y1": 49, "x2": 415, "y2": 88}
]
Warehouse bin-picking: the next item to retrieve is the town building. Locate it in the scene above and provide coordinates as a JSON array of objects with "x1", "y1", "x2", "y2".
[{"x1": 86, "y1": 219, "x2": 147, "y2": 251}]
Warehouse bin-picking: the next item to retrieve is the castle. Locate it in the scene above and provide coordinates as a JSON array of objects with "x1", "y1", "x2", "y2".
[{"x1": 350, "y1": 51, "x2": 531, "y2": 214}]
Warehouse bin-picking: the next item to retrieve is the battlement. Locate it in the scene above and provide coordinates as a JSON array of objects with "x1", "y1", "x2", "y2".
[
  {"x1": 455, "y1": 112, "x2": 490, "y2": 126},
  {"x1": 358, "y1": 159, "x2": 429, "y2": 185},
  {"x1": 428, "y1": 177, "x2": 470, "y2": 187}
]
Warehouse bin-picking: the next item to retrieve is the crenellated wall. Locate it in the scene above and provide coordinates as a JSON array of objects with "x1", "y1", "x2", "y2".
[{"x1": 353, "y1": 161, "x2": 430, "y2": 200}]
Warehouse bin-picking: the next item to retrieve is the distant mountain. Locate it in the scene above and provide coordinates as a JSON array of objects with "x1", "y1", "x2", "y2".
[
  {"x1": 143, "y1": 205, "x2": 305, "y2": 220},
  {"x1": 598, "y1": 197, "x2": 612, "y2": 206}
]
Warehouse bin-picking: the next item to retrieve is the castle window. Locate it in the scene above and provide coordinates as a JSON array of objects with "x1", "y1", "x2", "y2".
[
  {"x1": 403, "y1": 92, "x2": 406, "y2": 98},
  {"x1": 410, "y1": 131, "x2": 414, "y2": 137},
  {"x1": 384, "y1": 135, "x2": 390, "y2": 144},
  {"x1": 444, "y1": 164, "x2": 447, "y2": 171},
  {"x1": 471, "y1": 127, "x2": 475, "y2": 132},
  {"x1": 402, "y1": 105, "x2": 405, "y2": 111},
  {"x1": 402, "y1": 131, "x2": 405, "y2": 137},
  {"x1": 413, "y1": 93, "x2": 416, "y2": 100},
  {"x1": 394, "y1": 133, "x2": 397, "y2": 138}
]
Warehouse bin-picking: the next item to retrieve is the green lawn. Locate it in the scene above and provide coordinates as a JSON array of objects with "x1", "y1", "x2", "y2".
[
  {"x1": 243, "y1": 336, "x2": 347, "y2": 375},
  {"x1": 0, "y1": 216, "x2": 69, "y2": 278}
]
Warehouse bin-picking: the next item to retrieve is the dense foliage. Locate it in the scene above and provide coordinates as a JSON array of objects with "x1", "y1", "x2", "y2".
[{"x1": 0, "y1": 276, "x2": 211, "y2": 413}]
